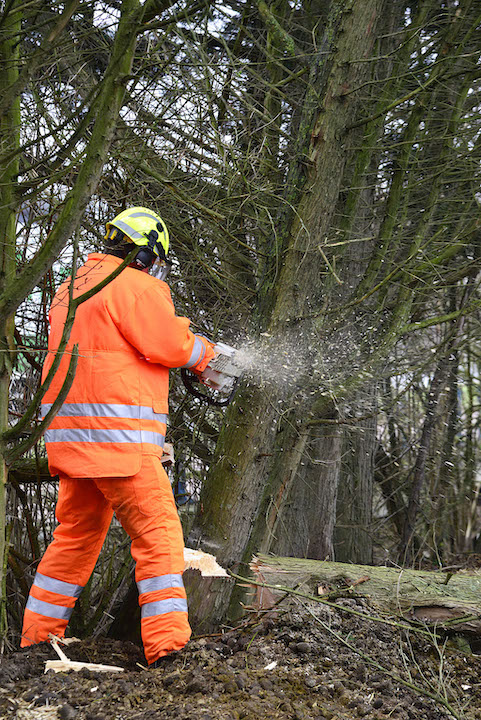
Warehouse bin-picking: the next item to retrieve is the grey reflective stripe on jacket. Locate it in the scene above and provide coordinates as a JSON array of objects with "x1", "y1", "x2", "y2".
[
  {"x1": 26, "y1": 596, "x2": 74, "y2": 621},
  {"x1": 41, "y1": 402, "x2": 167, "y2": 448},
  {"x1": 33, "y1": 571, "x2": 83, "y2": 598},
  {"x1": 41, "y1": 403, "x2": 167, "y2": 424},
  {"x1": 182, "y1": 336, "x2": 206, "y2": 369},
  {"x1": 44, "y1": 428, "x2": 165, "y2": 448},
  {"x1": 137, "y1": 573, "x2": 184, "y2": 595},
  {"x1": 141, "y1": 598, "x2": 188, "y2": 619}
]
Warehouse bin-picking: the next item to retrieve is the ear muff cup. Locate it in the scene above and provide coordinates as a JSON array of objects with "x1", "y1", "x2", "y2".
[{"x1": 133, "y1": 247, "x2": 156, "y2": 269}]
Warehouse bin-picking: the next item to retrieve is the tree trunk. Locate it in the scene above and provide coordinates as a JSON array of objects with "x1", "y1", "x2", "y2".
[
  {"x1": 269, "y1": 423, "x2": 342, "y2": 560},
  {"x1": 0, "y1": 0, "x2": 21, "y2": 639},
  {"x1": 398, "y1": 361, "x2": 449, "y2": 564},
  {"x1": 334, "y1": 395, "x2": 377, "y2": 564},
  {"x1": 188, "y1": 0, "x2": 387, "y2": 623},
  {"x1": 249, "y1": 554, "x2": 481, "y2": 637},
  {"x1": 189, "y1": 383, "x2": 279, "y2": 565}
]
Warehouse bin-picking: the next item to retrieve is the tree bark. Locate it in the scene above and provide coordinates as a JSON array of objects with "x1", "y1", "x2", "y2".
[
  {"x1": 271, "y1": 423, "x2": 342, "y2": 560},
  {"x1": 0, "y1": 0, "x2": 21, "y2": 638},
  {"x1": 335, "y1": 398, "x2": 377, "y2": 564}
]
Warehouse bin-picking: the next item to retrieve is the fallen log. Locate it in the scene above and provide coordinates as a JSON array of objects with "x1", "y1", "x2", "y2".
[{"x1": 249, "y1": 554, "x2": 481, "y2": 636}]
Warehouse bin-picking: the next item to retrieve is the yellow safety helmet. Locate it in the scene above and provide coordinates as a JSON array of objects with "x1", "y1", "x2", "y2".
[{"x1": 106, "y1": 207, "x2": 170, "y2": 271}]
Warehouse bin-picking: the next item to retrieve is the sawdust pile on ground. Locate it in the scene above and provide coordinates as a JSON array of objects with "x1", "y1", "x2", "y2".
[{"x1": 1, "y1": 599, "x2": 480, "y2": 720}]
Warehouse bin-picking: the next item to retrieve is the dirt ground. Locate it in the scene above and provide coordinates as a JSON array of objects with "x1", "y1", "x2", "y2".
[{"x1": 1, "y1": 597, "x2": 480, "y2": 720}]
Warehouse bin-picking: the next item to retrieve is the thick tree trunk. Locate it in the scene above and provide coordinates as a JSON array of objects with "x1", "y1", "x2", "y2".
[
  {"x1": 189, "y1": 384, "x2": 279, "y2": 565},
  {"x1": 188, "y1": 0, "x2": 387, "y2": 624}
]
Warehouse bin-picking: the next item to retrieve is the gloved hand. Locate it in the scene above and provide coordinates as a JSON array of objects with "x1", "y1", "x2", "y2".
[{"x1": 190, "y1": 336, "x2": 216, "y2": 375}]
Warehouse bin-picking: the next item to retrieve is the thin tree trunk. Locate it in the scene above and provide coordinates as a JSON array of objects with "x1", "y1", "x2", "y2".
[
  {"x1": 0, "y1": 0, "x2": 21, "y2": 639},
  {"x1": 398, "y1": 362, "x2": 448, "y2": 565},
  {"x1": 463, "y1": 338, "x2": 478, "y2": 552},
  {"x1": 334, "y1": 396, "x2": 377, "y2": 564},
  {"x1": 272, "y1": 423, "x2": 342, "y2": 560}
]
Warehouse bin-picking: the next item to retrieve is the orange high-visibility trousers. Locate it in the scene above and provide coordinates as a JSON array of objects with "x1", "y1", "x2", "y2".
[{"x1": 21, "y1": 455, "x2": 191, "y2": 664}]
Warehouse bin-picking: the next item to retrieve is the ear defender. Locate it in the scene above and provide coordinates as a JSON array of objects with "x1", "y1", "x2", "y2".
[
  {"x1": 141, "y1": 229, "x2": 166, "y2": 265},
  {"x1": 132, "y1": 246, "x2": 156, "y2": 270},
  {"x1": 145, "y1": 229, "x2": 159, "y2": 246}
]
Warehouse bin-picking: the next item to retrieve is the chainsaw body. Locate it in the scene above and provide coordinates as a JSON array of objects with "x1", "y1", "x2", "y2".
[
  {"x1": 181, "y1": 342, "x2": 243, "y2": 406},
  {"x1": 200, "y1": 342, "x2": 243, "y2": 393}
]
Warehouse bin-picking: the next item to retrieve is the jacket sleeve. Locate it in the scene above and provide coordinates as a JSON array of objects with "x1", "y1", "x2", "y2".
[{"x1": 115, "y1": 281, "x2": 215, "y2": 371}]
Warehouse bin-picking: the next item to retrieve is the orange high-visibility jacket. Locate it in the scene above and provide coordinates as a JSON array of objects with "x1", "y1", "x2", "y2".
[{"x1": 41, "y1": 253, "x2": 214, "y2": 478}]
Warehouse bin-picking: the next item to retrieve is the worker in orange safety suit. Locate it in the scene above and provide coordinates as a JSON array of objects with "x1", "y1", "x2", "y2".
[{"x1": 20, "y1": 207, "x2": 215, "y2": 667}]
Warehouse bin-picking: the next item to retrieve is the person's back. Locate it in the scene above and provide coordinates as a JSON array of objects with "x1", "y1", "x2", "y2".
[{"x1": 42, "y1": 251, "x2": 201, "y2": 478}]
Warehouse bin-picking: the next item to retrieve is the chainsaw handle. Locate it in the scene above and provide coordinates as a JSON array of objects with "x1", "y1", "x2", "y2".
[{"x1": 180, "y1": 369, "x2": 237, "y2": 407}]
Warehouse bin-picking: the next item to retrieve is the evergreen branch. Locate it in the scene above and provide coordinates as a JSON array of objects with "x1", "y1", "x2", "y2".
[
  {"x1": 401, "y1": 299, "x2": 481, "y2": 334},
  {"x1": 256, "y1": 0, "x2": 298, "y2": 58},
  {"x1": 0, "y1": 0, "x2": 80, "y2": 118}
]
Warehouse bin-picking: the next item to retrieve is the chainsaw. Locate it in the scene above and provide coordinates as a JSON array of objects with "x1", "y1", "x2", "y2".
[{"x1": 181, "y1": 342, "x2": 244, "y2": 407}]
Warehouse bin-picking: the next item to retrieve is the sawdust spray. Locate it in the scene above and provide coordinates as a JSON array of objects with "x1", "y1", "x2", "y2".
[{"x1": 230, "y1": 325, "x2": 364, "y2": 399}]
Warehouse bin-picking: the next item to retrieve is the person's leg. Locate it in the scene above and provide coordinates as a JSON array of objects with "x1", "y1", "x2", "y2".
[
  {"x1": 96, "y1": 455, "x2": 190, "y2": 664},
  {"x1": 21, "y1": 476, "x2": 113, "y2": 647}
]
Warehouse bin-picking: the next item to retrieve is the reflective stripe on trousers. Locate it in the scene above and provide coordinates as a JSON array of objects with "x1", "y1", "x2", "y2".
[
  {"x1": 25, "y1": 571, "x2": 83, "y2": 621},
  {"x1": 137, "y1": 573, "x2": 188, "y2": 619}
]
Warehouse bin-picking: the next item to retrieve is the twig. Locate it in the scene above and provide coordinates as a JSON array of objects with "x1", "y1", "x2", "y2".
[{"x1": 441, "y1": 614, "x2": 480, "y2": 628}]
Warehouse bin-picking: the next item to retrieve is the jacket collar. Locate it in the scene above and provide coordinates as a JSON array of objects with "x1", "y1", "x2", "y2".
[{"x1": 87, "y1": 253, "x2": 125, "y2": 266}]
